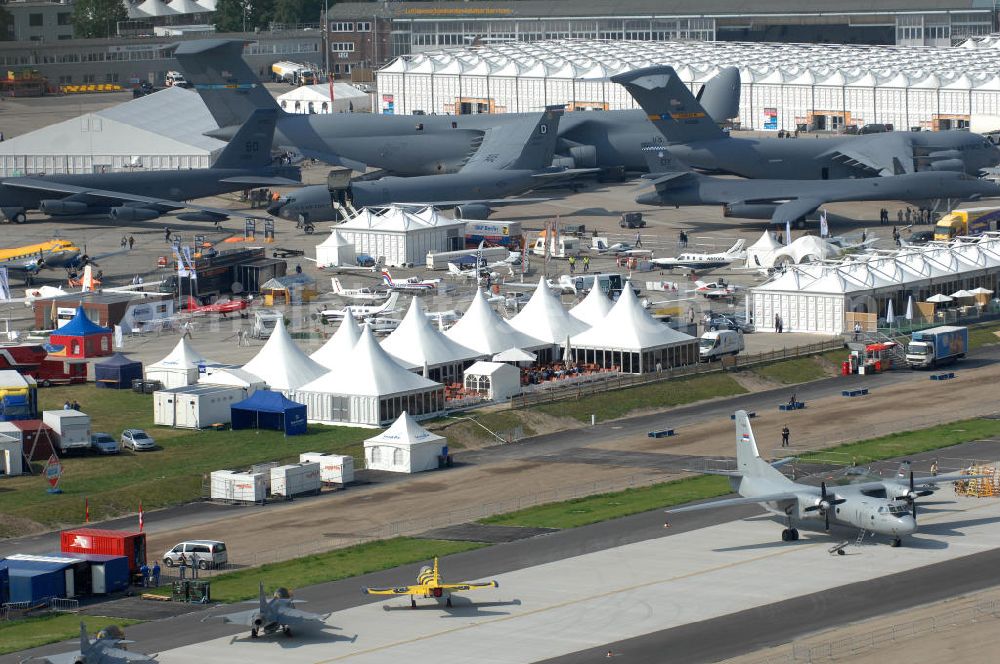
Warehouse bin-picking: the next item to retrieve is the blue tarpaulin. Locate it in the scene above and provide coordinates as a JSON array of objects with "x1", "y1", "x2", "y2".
[{"x1": 230, "y1": 391, "x2": 307, "y2": 436}]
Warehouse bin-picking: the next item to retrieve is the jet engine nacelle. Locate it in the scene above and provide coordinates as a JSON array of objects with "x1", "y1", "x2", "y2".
[
  {"x1": 454, "y1": 203, "x2": 493, "y2": 220},
  {"x1": 926, "y1": 149, "x2": 962, "y2": 161},
  {"x1": 927, "y1": 158, "x2": 965, "y2": 172},
  {"x1": 110, "y1": 206, "x2": 160, "y2": 221},
  {"x1": 551, "y1": 156, "x2": 576, "y2": 170},
  {"x1": 567, "y1": 144, "x2": 598, "y2": 169},
  {"x1": 177, "y1": 210, "x2": 228, "y2": 222},
  {"x1": 39, "y1": 199, "x2": 89, "y2": 215},
  {"x1": 723, "y1": 203, "x2": 779, "y2": 219}
]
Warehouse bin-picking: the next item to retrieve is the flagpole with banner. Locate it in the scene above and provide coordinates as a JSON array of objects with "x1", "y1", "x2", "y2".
[
  {"x1": 85, "y1": 497, "x2": 89, "y2": 523},
  {"x1": 138, "y1": 501, "x2": 144, "y2": 532}
]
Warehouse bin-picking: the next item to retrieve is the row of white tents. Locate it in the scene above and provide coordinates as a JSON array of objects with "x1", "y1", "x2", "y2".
[
  {"x1": 145, "y1": 277, "x2": 699, "y2": 426},
  {"x1": 127, "y1": 0, "x2": 216, "y2": 19}
]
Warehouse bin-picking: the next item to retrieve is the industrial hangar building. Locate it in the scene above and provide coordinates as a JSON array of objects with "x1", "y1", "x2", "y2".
[{"x1": 377, "y1": 37, "x2": 1000, "y2": 132}]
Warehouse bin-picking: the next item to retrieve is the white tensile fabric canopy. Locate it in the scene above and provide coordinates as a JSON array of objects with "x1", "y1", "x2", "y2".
[
  {"x1": 145, "y1": 337, "x2": 216, "y2": 388},
  {"x1": 242, "y1": 319, "x2": 327, "y2": 393},
  {"x1": 315, "y1": 229, "x2": 356, "y2": 268},
  {"x1": 311, "y1": 315, "x2": 361, "y2": 370},
  {"x1": 381, "y1": 297, "x2": 482, "y2": 372},
  {"x1": 445, "y1": 289, "x2": 545, "y2": 355},
  {"x1": 744, "y1": 230, "x2": 785, "y2": 269},
  {"x1": 772, "y1": 235, "x2": 842, "y2": 266},
  {"x1": 568, "y1": 284, "x2": 614, "y2": 327},
  {"x1": 509, "y1": 277, "x2": 589, "y2": 345},
  {"x1": 363, "y1": 411, "x2": 445, "y2": 473}
]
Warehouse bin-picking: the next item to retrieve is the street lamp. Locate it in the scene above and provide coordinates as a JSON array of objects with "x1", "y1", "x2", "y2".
[{"x1": 323, "y1": 0, "x2": 329, "y2": 76}]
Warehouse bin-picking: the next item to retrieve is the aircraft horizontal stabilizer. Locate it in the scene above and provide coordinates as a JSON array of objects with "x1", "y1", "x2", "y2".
[{"x1": 531, "y1": 168, "x2": 601, "y2": 179}]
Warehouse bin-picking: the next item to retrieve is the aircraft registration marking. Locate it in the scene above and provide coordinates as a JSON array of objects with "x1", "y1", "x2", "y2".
[{"x1": 669, "y1": 112, "x2": 706, "y2": 120}]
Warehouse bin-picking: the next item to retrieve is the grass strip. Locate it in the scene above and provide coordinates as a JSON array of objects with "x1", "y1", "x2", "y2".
[
  {"x1": 0, "y1": 613, "x2": 140, "y2": 656},
  {"x1": 533, "y1": 373, "x2": 747, "y2": 423},
  {"x1": 148, "y1": 537, "x2": 486, "y2": 603},
  {"x1": 751, "y1": 356, "x2": 828, "y2": 384}
]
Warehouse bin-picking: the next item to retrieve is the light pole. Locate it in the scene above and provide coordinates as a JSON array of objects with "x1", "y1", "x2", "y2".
[{"x1": 323, "y1": 0, "x2": 329, "y2": 76}]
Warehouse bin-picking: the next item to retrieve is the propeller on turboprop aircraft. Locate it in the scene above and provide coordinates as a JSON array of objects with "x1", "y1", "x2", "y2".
[
  {"x1": 903, "y1": 471, "x2": 934, "y2": 520},
  {"x1": 804, "y1": 482, "x2": 847, "y2": 531}
]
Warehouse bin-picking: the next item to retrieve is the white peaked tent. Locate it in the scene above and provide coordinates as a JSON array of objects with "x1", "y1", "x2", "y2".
[
  {"x1": 568, "y1": 284, "x2": 614, "y2": 327},
  {"x1": 509, "y1": 278, "x2": 589, "y2": 360},
  {"x1": 364, "y1": 411, "x2": 446, "y2": 473},
  {"x1": 571, "y1": 282, "x2": 698, "y2": 373},
  {"x1": 744, "y1": 230, "x2": 785, "y2": 270},
  {"x1": 293, "y1": 326, "x2": 445, "y2": 427},
  {"x1": 242, "y1": 320, "x2": 327, "y2": 394},
  {"x1": 145, "y1": 338, "x2": 216, "y2": 388},
  {"x1": 315, "y1": 229, "x2": 356, "y2": 268},
  {"x1": 198, "y1": 367, "x2": 266, "y2": 395},
  {"x1": 337, "y1": 206, "x2": 465, "y2": 267},
  {"x1": 445, "y1": 289, "x2": 546, "y2": 355},
  {"x1": 311, "y1": 315, "x2": 361, "y2": 369},
  {"x1": 277, "y1": 83, "x2": 372, "y2": 114},
  {"x1": 772, "y1": 235, "x2": 842, "y2": 266},
  {"x1": 380, "y1": 298, "x2": 483, "y2": 383}
]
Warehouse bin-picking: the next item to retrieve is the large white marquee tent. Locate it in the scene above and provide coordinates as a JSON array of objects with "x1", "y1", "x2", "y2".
[
  {"x1": 509, "y1": 278, "x2": 589, "y2": 360},
  {"x1": 145, "y1": 338, "x2": 217, "y2": 388},
  {"x1": 380, "y1": 298, "x2": 483, "y2": 384},
  {"x1": 377, "y1": 37, "x2": 1000, "y2": 131},
  {"x1": 445, "y1": 289, "x2": 546, "y2": 356},
  {"x1": 337, "y1": 206, "x2": 465, "y2": 268},
  {"x1": 241, "y1": 319, "x2": 327, "y2": 394},
  {"x1": 750, "y1": 234, "x2": 1000, "y2": 335}
]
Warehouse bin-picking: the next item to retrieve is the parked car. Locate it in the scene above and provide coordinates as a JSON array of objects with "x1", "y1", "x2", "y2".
[
  {"x1": 163, "y1": 540, "x2": 228, "y2": 570},
  {"x1": 620, "y1": 212, "x2": 646, "y2": 229},
  {"x1": 90, "y1": 432, "x2": 119, "y2": 455},
  {"x1": 906, "y1": 230, "x2": 935, "y2": 246},
  {"x1": 132, "y1": 81, "x2": 157, "y2": 98},
  {"x1": 121, "y1": 429, "x2": 155, "y2": 451},
  {"x1": 705, "y1": 312, "x2": 754, "y2": 333}
]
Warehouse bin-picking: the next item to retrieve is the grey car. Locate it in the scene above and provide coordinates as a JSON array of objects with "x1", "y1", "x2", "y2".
[
  {"x1": 90, "y1": 432, "x2": 119, "y2": 455},
  {"x1": 121, "y1": 429, "x2": 155, "y2": 451}
]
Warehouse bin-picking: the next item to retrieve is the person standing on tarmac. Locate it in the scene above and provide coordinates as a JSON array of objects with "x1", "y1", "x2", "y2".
[{"x1": 781, "y1": 425, "x2": 790, "y2": 448}]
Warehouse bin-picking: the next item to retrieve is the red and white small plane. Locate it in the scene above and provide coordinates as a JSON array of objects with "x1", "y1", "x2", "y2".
[
  {"x1": 692, "y1": 280, "x2": 741, "y2": 299},
  {"x1": 381, "y1": 270, "x2": 441, "y2": 292},
  {"x1": 184, "y1": 295, "x2": 250, "y2": 317}
]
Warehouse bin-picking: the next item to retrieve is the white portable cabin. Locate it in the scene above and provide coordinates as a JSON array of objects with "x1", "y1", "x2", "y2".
[
  {"x1": 270, "y1": 462, "x2": 322, "y2": 497},
  {"x1": 41, "y1": 410, "x2": 91, "y2": 452},
  {"x1": 0, "y1": 433, "x2": 23, "y2": 476},
  {"x1": 299, "y1": 452, "x2": 355, "y2": 484},
  {"x1": 364, "y1": 411, "x2": 446, "y2": 474},
  {"x1": 210, "y1": 470, "x2": 267, "y2": 503},
  {"x1": 153, "y1": 385, "x2": 244, "y2": 429},
  {"x1": 463, "y1": 361, "x2": 521, "y2": 401}
]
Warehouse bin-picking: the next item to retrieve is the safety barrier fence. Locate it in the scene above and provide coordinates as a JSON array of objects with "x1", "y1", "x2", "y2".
[
  {"x1": 0, "y1": 597, "x2": 79, "y2": 622},
  {"x1": 745, "y1": 597, "x2": 1000, "y2": 663},
  {"x1": 509, "y1": 339, "x2": 844, "y2": 409}
]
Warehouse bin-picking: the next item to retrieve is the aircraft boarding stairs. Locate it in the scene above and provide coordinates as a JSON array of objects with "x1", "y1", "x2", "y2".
[{"x1": 846, "y1": 329, "x2": 908, "y2": 371}]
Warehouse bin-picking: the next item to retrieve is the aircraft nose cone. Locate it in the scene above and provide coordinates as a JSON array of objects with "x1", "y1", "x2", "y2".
[
  {"x1": 636, "y1": 190, "x2": 661, "y2": 206},
  {"x1": 897, "y1": 515, "x2": 917, "y2": 535},
  {"x1": 266, "y1": 202, "x2": 284, "y2": 216}
]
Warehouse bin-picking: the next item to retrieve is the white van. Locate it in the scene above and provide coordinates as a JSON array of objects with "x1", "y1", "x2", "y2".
[
  {"x1": 162, "y1": 540, "x2": 228, "y2": 569},
  {"x1": 699, "y1": 330, "x2": 744, "y2": 361}
]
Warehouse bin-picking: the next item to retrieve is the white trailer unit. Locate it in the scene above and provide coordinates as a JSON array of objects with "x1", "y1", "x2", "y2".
[
  {"x1": 153, "y1": 385, "x2": 244, "y2": 429},
  {"x1": 299, "y1": 452, "x2": 354, "y2": 484},
  {"x1": 270, "y1": 462, "x2": 321, "y2": 498},
  {"x1": 42, "y1": 410, "x2": 91, "y2": 452},
  {"x1": 210, "y1": 470, "x2": 268, "y2": 503}
]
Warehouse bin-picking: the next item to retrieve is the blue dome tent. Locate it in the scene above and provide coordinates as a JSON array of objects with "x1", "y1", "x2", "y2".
[{"x1": 230, "y1": 390, "x2": 307, "y2": 436}]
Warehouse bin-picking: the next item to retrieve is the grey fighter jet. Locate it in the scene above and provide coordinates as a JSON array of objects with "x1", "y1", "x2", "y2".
[
  {"x1": 635, "y1": 144, "x2": 1000, "y2": 226},
  {"x1": 267, "y1": 106, "x2": 582, "y2": 227},
  {"x1": 210, "y1": 582, "x2": 331, "y2": 639},
  {"x1": 0, "y1": 109, "x2": 298, "y2": 224},
  {"x1": 670, "y1": 411, "x2": 987, "y2": 547},
  {"x1": 23, "y1": 622, "x2": 156, "y2": 663},
  {"x1": 612, "y1": 65, "x2": 1000, "y2": 179},
  {"x1": 172, "y1": 40, "x2": 738, "y2": 176}
]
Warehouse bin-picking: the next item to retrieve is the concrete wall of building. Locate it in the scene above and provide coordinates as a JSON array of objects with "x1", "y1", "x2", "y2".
[{"x1": 8, "y1": 2, "x2": 75, "y2": 43}]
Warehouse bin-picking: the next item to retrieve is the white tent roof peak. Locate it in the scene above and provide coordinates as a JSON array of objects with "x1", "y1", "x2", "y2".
[
  {"x1": 318, "y1": 228, "x2": 352, "y2": 248},
  {"x1": 242, "y1": 319, "x2": 327, "y2": 391},
  {"x1": 365, "y1": 411, "x2": 444, "y2": 447},
  {"x1": 380, "y1": 296, "x2": 482, "y2": 369},
  {"x1": 571, "y1": 281, "x2": 695, "y2": 351},
  {"x1": 568, "y1": 284, "x2": 613, "y2": 327},
  {"x1": 298, "y1": 325, "x2": 440, "y2": 397},
  {"x1": 150, "y1": 337, "x2": 213, "y2": 369},
  {"x1": 310, "y1": 314, "x2": 361, "y2": 369},
  {"x1": 445, "y1": 289, "x2": 545, "y2": 354},
  {"x1": 508, "y1": 277, "x2": 589, "y2": 344}
]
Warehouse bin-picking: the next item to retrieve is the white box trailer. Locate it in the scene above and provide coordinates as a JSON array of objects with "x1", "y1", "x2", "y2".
[
  {"x1": 42, "y1": 410, "x2": 91, "y2": 452},
  {"x1": 153, "y1": 385, "x2": 244, "y2": 429},
  {"x1": 299, "y1": 452, "x2": 354, "y2": 484},
  {"x1": 210, "y1": 470, "x2": 267, "y2": 503},
  {"x1": 270, "y1": 462, "x2": 321, "y2": 498}
]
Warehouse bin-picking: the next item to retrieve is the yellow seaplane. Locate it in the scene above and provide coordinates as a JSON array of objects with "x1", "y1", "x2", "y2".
[
  {"x1": 363, "y1": 558, "x2": 499, "y2": 609},
  {"x1": 0, "y1": 239, "x2": 85, "y2": 280}
]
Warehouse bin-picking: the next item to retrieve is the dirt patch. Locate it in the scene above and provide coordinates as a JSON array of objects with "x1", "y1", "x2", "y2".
[
  {"x1": 0, "y1": 514, "x2": 46, "y2": 539},
  {"x1": 727, "y1": 370, "x2": 781, "y2": 392}
]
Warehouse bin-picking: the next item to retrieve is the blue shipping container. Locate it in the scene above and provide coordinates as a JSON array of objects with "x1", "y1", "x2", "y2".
[
  {"x1": 0, "y1": 560, "x2": 68, "y2": 603},
  {"x1": 50, "y1": 553, "x2": 131, "y2": 595},
  {"x1": 0, "y1": 567, "x2": 8, "y2": 604}
]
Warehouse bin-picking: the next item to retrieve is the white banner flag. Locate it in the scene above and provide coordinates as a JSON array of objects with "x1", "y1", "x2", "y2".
[
  {"x1": 0, "y1": 267, "x2": 10, "y2": 301},
  {"x1": 819, "y1": 210, "x2": 829, "y2": 238},
  {"x1": 174, "y1": 249, "x2": 189, "y2": 278},
  {"x1": 181, "y1": 246, "x2": 197, "y2": 280}
]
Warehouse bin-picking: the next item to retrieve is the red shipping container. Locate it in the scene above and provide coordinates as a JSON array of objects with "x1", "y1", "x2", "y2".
[{"x1": 60, "y1": 528, "x2": 147, "y2": 573}]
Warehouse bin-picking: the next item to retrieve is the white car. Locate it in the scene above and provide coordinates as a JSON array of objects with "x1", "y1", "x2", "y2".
[{"x1": 163, "y1": 540, "x2": 228, "y2": 569}]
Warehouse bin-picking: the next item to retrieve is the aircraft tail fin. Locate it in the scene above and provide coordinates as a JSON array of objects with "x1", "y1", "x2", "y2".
[
  {"x1": 697, "y1": 66, "x2": 741, "y2": 124},
  {"x1": 641, "y1": 144, "x2": 694, "y2": 177},
  {"x1": 211, "y1": 108, "x2": 278, "y2": 170},
  {"x1": 259, "y1": 581, "x2": 268, "y2": 614},
  {"x1": 726, "y1": 239, "x2": 747, "y2": 256},
  {"x1": 611, "y1": 66, "x2": 727, "y2": 144},
  {"x1": 511, "y1": 105, "x2": 565, "y2": 170},
  {"x1": 735, "y1": 411, "x2": 791, "y2": 482},
  {"x1": 381, "y1": 270, "x2": 393, "y2": 287},
  {"x1": 172, "y1": 39, "x2": 281, "y2": 129},
  {"x1": 379, "y1": 291, "x2": 399, "y2": 312},
  {"x1": 185, "y1": 295, "x2": 200, "y2": 310},
  {"x1": 79, "y1": 621, "x2": 90, "y2": 654},
  {"x1": 331, "y1": 278, "x2": 344, "y2": 294}
]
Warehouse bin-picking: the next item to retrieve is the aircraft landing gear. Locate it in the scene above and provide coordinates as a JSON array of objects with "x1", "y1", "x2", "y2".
[
  {"x1": 446, "y1": 597, "x2": 453, "y2": 608},
  {"x1": 410, "y1": 598, "x2": 417, "y2": 609},
  {"x1": 283, "y1": 626, "x2": 292, "y2": 637},
  {"x1": 251, "y1": 628, "x2": 259, "y2": 639},
  {"x1": 781, "y1": 528, "x2": 800, "y2": 542},
  {"x1": 891, "y1": 538, "x2": 902, "y2": 548},
  {"x1": 303, "y1": 223, "x2": 315, "y2": 234}
]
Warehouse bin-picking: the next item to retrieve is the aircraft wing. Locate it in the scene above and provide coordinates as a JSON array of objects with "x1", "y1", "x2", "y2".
[
  {"x1": 23, "y1": 654, "x2": 84, "y2": 664},
  {"x1": 218, "y1": 175, "x2": 301, "y2": 186},
  {"x1": 849, "y1": 473, "x2": 993, "y2": 493},
  {"x1": 439, "y1": 581, "x2": 499, "y2": 591},
  {"x1": 364, "y1": 584, "x2": 423, "y2": 596},
  {"x1": 821, "y1": 133, "x2": 914, "y2": 176},
  {"x1": 2, "y1": 178, "x2": 271, "y2": 221},
  {"x1": 288, "y1": 146, "x2": 367, "y2": 173},
  {"x1": 211, "y1": 608, "x2": 258, "y2": 626},
  {"x1": 392, "y1": 197, "x2": 551, "y2": 209},
  {"x1": 103, "y1": 645, "x2": 158, "y2": 662},
  {"x1": 769, "y1": 198, "x2": 824, "y2": 226},
  {"x1": 667, "y1": 491, "x2": 801, "y2": 514},
  {"x1": 278, "y1": 607, "x2": 326, "y2": 625}
]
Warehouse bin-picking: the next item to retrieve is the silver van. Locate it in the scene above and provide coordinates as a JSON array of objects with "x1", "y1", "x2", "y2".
[{"x1": 162, "y1": 540, "x2": 228, "y2": 569}]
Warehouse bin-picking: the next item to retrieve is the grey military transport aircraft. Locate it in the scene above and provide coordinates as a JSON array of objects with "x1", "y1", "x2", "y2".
[
  {"x1": 0, "y1": 109, "x2": 298, "y2": 224},
  {"x1": 266, "y1": 105, "x2": 584, "y2": 226},
  {"x1": 23, "y1": 622, "x2": 156, "y2": 663},
  {"x1": 635, "y1": 143, "x2": 1000, "y2": 226},
  {"x1": 209, "y1": 582, "x2": 331, "y2": 639},
  {"x1": 611, "y1": 65, "x2": 1000, "y2": 179},
  {"x1": 172, "y1": 39, "x2": 739, "y2": 176},
  {"x1": 669, "y1": 411, "x2": 985, "y2": 547}
]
